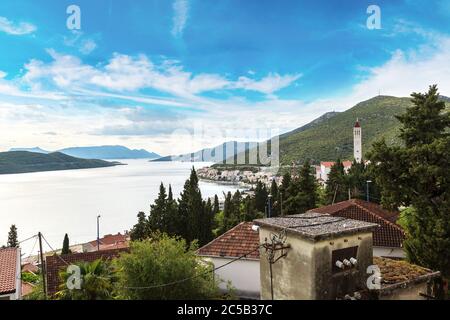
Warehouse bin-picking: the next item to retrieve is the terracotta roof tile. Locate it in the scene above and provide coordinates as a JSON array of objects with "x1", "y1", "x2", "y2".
[
  {"x1": 45, "y1": 248, "x2": 128, "y2": 296},
  {"x1": 0, "y1": 247, "x2": 19, "y2": 295},
  {"x1": 198, "y1": 222, "x2": 260, "y2": 259},
  {"x1": 309, "y1": 199, "x2": 405, "y2": 248}
]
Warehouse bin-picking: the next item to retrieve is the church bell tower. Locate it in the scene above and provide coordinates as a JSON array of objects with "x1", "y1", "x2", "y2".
[{"x1": 354, "y1": 119, "x2": 362, "y2": 163}]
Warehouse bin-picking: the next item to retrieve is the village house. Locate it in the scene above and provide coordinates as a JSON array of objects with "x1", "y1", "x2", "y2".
[
  {"x1": 82, "y1": 232, "x2": 130, "y2": 252},
  {"x1": 254, "y1": 212, "x2": 441, "y2": 300},
  {"x1": 0, "y1": 247, "x2": 22, "y2": 300},
  {"x1": 45, "y1": 248, "x2": 128, "y2": 297},
  {"x1": 197, "y1": 200, "x2": 428, "y2": 299}
]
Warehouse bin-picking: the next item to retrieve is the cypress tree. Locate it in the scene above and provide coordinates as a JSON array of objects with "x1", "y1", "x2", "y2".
[
  {"x1": 254, "y1": 181, "x2": 268, "y2": 213},
  {"x1": 61, "y1": 233, "x2": 70, "y2": 255},
  {"x1": 130, "y1": 211, "x2": 149, "y2": 241},
  {"x1": 7, "y1": 225, "x2": 18, "y2": 248},
  {"x1": 369, "y1": 85, "x2": 450, "y2": 277},
  {"x1": 325, "y1": 159, "x2": 347, "y2": 204}
]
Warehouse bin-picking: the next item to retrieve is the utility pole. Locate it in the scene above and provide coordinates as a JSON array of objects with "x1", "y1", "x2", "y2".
[
  {"x1": 267, "y1": 195, "x2": 272, "y2": 218},
  {"x1": 97, "y1": 215, "x2": 101, "y2": 251},
  {"x1": 38, "y1": 232, "x2": 47, "y2": 298},
  {"x1": 366, "y1": 180, "x2": 372, "y2": 202}
]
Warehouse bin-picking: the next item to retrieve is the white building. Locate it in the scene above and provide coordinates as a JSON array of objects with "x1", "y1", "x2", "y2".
[
  {"x1": 197, "y1": 222, "x2": 260, "y2": 299},
  {"x1": 354, "y1": 118, "x2": 362, "y2": 163}
]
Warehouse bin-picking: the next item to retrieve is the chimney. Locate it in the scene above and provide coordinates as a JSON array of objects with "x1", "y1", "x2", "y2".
[{"x1": 253, "y1": 212, "x2": 378, "y2": 300}]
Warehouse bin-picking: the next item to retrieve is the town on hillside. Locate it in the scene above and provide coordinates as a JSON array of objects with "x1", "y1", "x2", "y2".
[{"x1": 2, "y1": 86, "x2": 449, "y2": 301}]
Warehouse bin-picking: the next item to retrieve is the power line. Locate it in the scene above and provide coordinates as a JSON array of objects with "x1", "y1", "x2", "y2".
[
  {"x1": 18, "y1": 234, "x2": 38, "y2": 244},
  {"x1": 41, "y1": 233, "x2": 70, "y2": 266},
  {"x1": 124, "y1": 245, "x2": 263, "y2": 290}
]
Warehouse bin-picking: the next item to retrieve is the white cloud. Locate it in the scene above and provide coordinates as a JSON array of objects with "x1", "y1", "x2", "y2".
[
  {"x1": 0, "y1": 71, "x2": 7, "y2": 79},
  {"x1": 79, "y1": 39, "x2": 97, "y2": 55},
  {"x1": 171, "y1": 0, "x2": 189, "y2": 38},
  {"x1": 0, "y1": 16, "x2": 36, "y2": 35},
  {"x1": 20, "y1": 51, "x2": 299, "y2": 98},
  {"x1": 234, "y1": 73, "x2": 302, "y2": 96}
]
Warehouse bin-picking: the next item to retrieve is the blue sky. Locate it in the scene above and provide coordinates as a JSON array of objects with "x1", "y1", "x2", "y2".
[{"x1": 0, "y1": 0, "x2": 449, "y2": 155}]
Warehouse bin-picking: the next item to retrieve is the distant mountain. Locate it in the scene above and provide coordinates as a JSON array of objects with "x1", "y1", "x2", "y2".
[
  {"x1": 57, "y1": 145, "x2": 160, "y2": 160},
  {"x1": 0, "y1": 151, "x2": 121, "y2": 175},
  {"x1": 151, "y1": 141, "x2": 256, "y2": 163},
  {"x1": 9, "y1": 147, "x2": 49, "y2": 154}
]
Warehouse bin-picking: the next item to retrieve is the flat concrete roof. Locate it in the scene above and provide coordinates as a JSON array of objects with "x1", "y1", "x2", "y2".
[{"x1": 254, "y1": 212, "x2": 378, "y2": 241}]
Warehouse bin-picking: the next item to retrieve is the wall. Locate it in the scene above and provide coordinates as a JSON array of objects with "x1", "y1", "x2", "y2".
[
  {"x1": 259, "y1": 226, "x2": 373, "y2": 300},
  {"x1": 202, "y1": 257, "x2": 260, "y2": 299},
  {"x1": 373, "y1": 247, "x2": 405, "y2": 259},
  {"x1": 379, "y1": 282, "x2": 429, "y2": 300}
]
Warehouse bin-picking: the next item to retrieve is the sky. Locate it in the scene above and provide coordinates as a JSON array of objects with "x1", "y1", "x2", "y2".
[{"x1": 0, "y1": 0, "x2": 449, "y2": 155}]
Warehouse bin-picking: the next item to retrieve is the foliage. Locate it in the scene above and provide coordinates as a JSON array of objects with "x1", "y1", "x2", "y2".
[
  {"x1": 24, "y1": 281, "x2": 47, "y2": 300},
  {"x1": 368, "y1": 85, "x2": 450, "y2": 277},
  {"x1": 115, "y1": 235, "x2": 222, "y2": 300},
  {"x1": 0, "y1": 151, "x2": 117, "y2": 175},
  {"x1": 56, "y1": 258, "x2": 118, "y2": 300},
  {"x1": 7, "y1": 224, "x2": 18, "y2": 247},
  {"x1": 130, "y1": 168, "x2": 214, "y2": 246},
  {"x1": 61, "y1": 233, "x2": 71, "y2": 255},
  {"x1": 22, "y1": 271, "x2": 40, "y2": 284}
]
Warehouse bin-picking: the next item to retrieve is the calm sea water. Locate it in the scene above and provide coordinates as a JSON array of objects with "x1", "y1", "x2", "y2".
[{"x1": 0, "y1": 160, "x2": 240, "y2": 256}]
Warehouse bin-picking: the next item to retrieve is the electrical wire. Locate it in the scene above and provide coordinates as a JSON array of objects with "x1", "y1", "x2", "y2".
[
  {"x1": 18, "y1": 234, "x2": 38, "y2": 244},
  {"x1": 41, "y1": 234, "x2": 70, "y2": 266},
  {"x1": 124, "y1": 245, "x2": 263, "y2": 290}
]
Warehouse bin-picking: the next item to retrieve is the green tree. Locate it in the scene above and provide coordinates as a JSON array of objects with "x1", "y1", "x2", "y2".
[
  {"x1": 368, "y1": 85, "x2": 450, "y2": 277},
  {"x1": 270, "y1": 179, "x2": 281, "y2": 217},
  {"x1": 283, "y1": 161, "x2": 318, "y2": 214},
  {"x1": 213, "y1": 195, "x2": 220, "y2": 215},
  {"x1": 130, "y1": 211, "x2": 149, "y2": 241},
  {"x1": 7, "y1": 225, "x2": 18, "y2": 248},
  {"x1": 148, "y1": 183, "x2": 168, "y2": 233},
  {"x1": 61, "y1": 233, "x2": 71, "y2": 255},
  {"x1": 115, "y1": 235, "x2": 221, "y2": 300},
  {"x1": 325, "y1": 159, "x2": 348, "y2": 204},
  {"x1": 254, "y1": 181, "x2": 268, "y2": 214},
  {"x1": 56, "y1": 259, "x2": 118, "y2": 300}
]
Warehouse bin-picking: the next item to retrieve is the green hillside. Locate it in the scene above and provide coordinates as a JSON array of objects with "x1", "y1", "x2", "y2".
[
  {"x1": 0, "y1": 151, "x2": 121, "y2": 175},
  {"x1": 279, "y1": 96, "x2": 413, "y2": 164}
]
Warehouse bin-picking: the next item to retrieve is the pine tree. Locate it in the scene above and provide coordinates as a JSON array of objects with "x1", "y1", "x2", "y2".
[
  {"x1": 130, "y1": 212, "x2": 149, "y2": 241},
  {"x1": 254, "y1": 181, "x2": 268, "y2": 213},
  {"x1": 7, "y1": 225, "x2": 18, "y2": 248},
  {"x1": 61, "y1": 233, "x2": 70, "y2": 255},
  {"x1": 325, "y1": 159, "x2": 347, "y2": 204},
  {"x1": 213, "y1": 195, "x2": 220, "y2": 215},
  {"x1": 148, "y1": 183, "x2": 168, "y2": 232},
  {"x1": 369, "y1": 85, "x2": 450, "y2": 277}
]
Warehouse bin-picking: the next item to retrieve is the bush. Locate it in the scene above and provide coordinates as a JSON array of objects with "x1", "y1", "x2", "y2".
[{"x1": 115, "y1": 234, "x2": 222, "y2": 300}]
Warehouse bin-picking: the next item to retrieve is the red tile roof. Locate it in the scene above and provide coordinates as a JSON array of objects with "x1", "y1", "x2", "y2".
[
  {"x1": 21, "y1": 282, "x2": 35, "y2": 297},
  {"x1": 308, "y1": 199, "x2": 405, "y2": 248},
  {"x1": 198, "y1": 222, "x2": 260, "y2": 260},
  {"x1": 45, "y1": 248, "x2": 128, "y2": 296},
  {"x1": 88, "y1": 232, "x2": 129, "y2": 247},
  {"x1": 0, "y1": 247, "x2": 19, "y2": 295}
]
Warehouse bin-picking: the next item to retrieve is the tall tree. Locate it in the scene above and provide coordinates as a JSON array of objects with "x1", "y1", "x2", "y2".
[
  {"x1": 61, "y1": 233, "x2": 70, "y2": 255},
  {"x1": 148, "y1": 183, "x2": 168, "y2": 232},
  {"x1": 130, "y1": 212, "x2": 149, "y2": 241},
  {"x1": 213, "y1": 195, "x2": 220, "y2": 215},
  {"x1": 254, "y1": 181, "x2": 268, "y2": 214},
  {"x1": 325, "y1": 159, "x2": 348, "y2": 204},
  {"x1": 369, "y1": 85, "x2": 450, "y2": 277},
  {"x1": 283, "y1": 161, "x2": 318, "y2": 214},
  {"x1": 7, "y1": 225, "x2": 18, "y2": 248}
]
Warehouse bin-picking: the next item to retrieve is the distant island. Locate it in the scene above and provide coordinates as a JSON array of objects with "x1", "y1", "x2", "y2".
[
  {"x1": 0, "y1": 151, "x2": 122, "y2": 175},
  {"x1": 9, "y1": 145, "x2": 160, "y2": 160}
]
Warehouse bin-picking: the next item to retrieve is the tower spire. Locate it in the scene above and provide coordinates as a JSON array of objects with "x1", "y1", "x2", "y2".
[{"x1": 353, "y1": 119, "x2": 362, "y2": 163}]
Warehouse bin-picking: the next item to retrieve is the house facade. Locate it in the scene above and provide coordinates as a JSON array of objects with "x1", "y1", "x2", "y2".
[
  {"x1": 0, "y1": 247, "x2": 22, "y2": 300},
  {"x1": 197, "y1": 222, "x2": 260, "y2": 299}
]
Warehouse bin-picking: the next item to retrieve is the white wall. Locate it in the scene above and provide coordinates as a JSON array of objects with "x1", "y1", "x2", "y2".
[
  {"x1": 373, "y1": 247, "x2": 405, "y2": 259},
  {"x1": 203, "y1": 257, "x2": 260, "y2": 299}
]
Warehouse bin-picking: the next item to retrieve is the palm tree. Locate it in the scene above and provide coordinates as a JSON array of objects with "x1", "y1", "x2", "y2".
[{"x1": 56, "y1": 258, "x2": 117, "y2": 300}]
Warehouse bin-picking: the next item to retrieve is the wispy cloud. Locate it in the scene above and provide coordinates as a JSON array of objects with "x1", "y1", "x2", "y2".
[
  {"x1": 171, "y1": 0, "x2": 189, "y2": 38},
  {"x1": 0, "y1": 16, "x2": 36, "y2": 35}
]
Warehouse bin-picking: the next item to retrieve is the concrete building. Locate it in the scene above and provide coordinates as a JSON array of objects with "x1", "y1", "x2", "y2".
[
  {"x1": 0, "y1": 247, "x2": 22, "y2": 300},
  {"x1": 254, "y1": 213, "x2": 377, "y2": 299}
]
